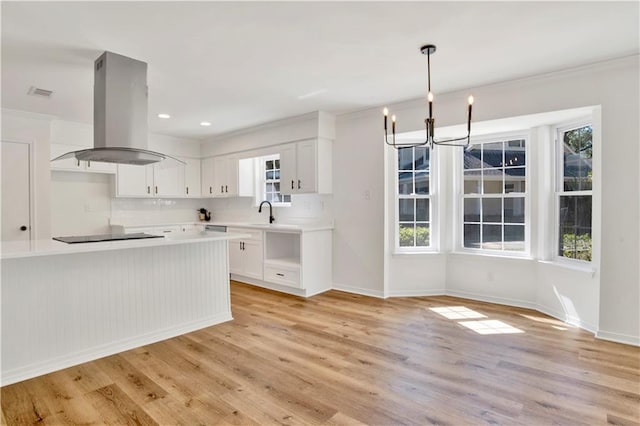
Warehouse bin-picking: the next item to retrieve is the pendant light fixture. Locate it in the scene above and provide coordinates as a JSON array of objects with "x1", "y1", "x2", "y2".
[{"x1": 383, "y1": 44, "x2": 475, "y2": 149}]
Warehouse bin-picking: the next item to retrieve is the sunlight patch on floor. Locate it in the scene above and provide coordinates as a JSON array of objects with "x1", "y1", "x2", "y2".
[
  {"x1": 459, "y1": 319, "x2": 524, "y2": 335},
  {"x1": 429, "y1": 306, "x2": 487, "y2": 320}
]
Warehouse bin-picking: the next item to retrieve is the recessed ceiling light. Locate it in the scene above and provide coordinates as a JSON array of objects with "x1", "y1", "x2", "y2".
[
  {"x1": 200, "y1": 121, "x2": 211, "y2": 126},
  {"x1": 158, "y1": 113, "x2": 171, "y2": 119}
]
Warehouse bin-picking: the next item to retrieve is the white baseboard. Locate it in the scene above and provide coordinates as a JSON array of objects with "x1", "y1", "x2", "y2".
[
  {"x1": 445, "y1": 289, "x2": 538, "y2": 311},
  {"x1": 535, "y1": 304, "x2": 597, "y2": 334},
  {"x1": 596, "y1": 330, "x2": 640, "y2": 346},
  {"x1": 331, "y1": 282, "x2": 385, "y2": 298},
  {"x1": 386, "y1": 289, "x2": 446, "y2": 297},
  {"x1": 1, "y1": 313, "x2": 232, "y2": 387}
]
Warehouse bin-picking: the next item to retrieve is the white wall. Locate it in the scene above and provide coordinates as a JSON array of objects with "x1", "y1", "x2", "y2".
[
  {"x1": 51, "y1": 172, "x2": 112, "y2": 235},
  {"x1": 1, "y1": 110, "x2": 53, "y2": 240},
  {"x1": 334, "y1": 56, "x2": 639, "y2": 344}
]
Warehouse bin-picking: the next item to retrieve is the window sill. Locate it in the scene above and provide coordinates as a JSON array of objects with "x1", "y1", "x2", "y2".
[
  {"x1": 449, "y1": 251, "x2": 534, "y2": 261},
  {"x1": 392, "y1": 250, "x2": 443, "y2": 257},
  {"x1": 538, "y1": 260, "x2": 596, "y2": 276}
]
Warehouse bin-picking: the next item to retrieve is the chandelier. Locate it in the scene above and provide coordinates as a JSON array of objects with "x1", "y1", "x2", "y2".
[{"x1": 384, "y1": 44, "x2": 474, "y2": 149}]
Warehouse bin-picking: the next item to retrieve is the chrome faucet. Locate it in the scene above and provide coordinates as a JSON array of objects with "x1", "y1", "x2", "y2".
[{"x1": 258, "y1": 200, "x2": 275, "y2": 224}]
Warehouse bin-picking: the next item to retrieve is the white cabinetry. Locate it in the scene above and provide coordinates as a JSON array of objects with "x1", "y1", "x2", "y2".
[
  {"x1": 116, "y1": 161, "x2": 186, "y2": 198},
  {"x1": 181, "y1": 157, "x2": 201, "y2": 197},
  {"x1": 228, "y1": 227, "x2": 263, "y2": 280},
  {"x1": 279, "y1": 138, "x2": 332, "y2": 195},
  {"x1": 202, "y1": 155, "x2": 254, "y2": 198},
  {"x1": 50, "y1": 144, "x2": 116, "y2": 174}
]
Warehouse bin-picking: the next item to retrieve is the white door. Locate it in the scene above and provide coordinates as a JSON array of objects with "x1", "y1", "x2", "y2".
[
  {"x1": 279, "y1": 144, "x2": 297, "y2": 195},
  {"x1": 153, "y1": 160, "x2": 184, "y2": 197},
  {"x1": 201, "y1": 157, "x2": 216, "y2": 197},
  {"x1": 225, "y1": 157, "x2": 239, "y2": 196},
  {"x1": 1, "y1": 141, "x2": 31, "y2": 241},
  {"x1": 182, "y1": 157, "x2": 201, "y2": 197},
  {"x1": 213, "y1": 156, "x2": 228, "y2": 197},
  {"x1": 296, "y1": 140, "x2": 316, "y2": 193},
  {"x1": 228, "y1": 241, "x2": 243, "y2": 275},
  {"x1": 242, "y1": 240, "x2": 264, "y2": 280},
  {"x1": 116, "y1": 164, "x2": 153, "y2": 197}
]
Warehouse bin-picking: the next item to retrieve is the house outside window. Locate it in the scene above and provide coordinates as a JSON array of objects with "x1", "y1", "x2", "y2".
[
  {"x1": 556, "y1": 123, "x2": 592, "y2": 262},
  {"x1": 461, "y1": 136, "x2": 528, "y2": 253},
  {"x1": 396, "y1": 146, "x2": 432, "y2": 250},
  {"x1": 261, "y1": 155, "x2": 291, "y2": 204}
]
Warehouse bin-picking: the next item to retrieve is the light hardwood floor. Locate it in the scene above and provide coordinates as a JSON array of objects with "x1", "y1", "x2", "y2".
[{"x1": 2, "y1": 281, "x2": 639, "y2": 425}]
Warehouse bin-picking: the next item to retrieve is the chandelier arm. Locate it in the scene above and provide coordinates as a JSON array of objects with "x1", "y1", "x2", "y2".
[{"x1": 432, "y1": 136, "x2": 470, "y2": 147}]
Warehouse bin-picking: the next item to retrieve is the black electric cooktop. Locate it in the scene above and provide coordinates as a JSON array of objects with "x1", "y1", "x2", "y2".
[{"x1": 53, "y1": 233, "x2": 164, "y2": 244}]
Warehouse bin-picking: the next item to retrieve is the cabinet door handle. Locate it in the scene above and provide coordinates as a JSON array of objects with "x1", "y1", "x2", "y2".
[
  {"x1": 209, "y1": 186, "x2": 212, "y2": 194},
  {"x1": 291, "y1": 180, "x2": 294, "y2": 189},
  {"x1": 225, "y1": 185, "x2": 228, "y2": 193},
  {"x1": 221, "y1": 185, "x2": 224, "y2": 193},
  {"x1": 186, "y1": 186, "x2": 189, "y2": 195},
  {"x1": 298, "y1": 180, "x2": 301, "y2": 189},
  {"x1": 147, "y1": 186, "x2": 151, "y2": 194},
  {"x1": 77, "y1": 159, "x2": 81, "y2": 167},
  {"x1": 155, "y1": 186, "x2": 158, "y2": 194},
  {"x1": 276, "y1": 273, "x2": 285, "y2": 277},
  {"x1": 87, "y1": 161, "x2": 91, "y2": 168}
]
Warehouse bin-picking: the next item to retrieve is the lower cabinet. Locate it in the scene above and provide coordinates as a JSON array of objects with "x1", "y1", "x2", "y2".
[{"x1": 228, "y1": 228, "x2": 263, "y2": 280}]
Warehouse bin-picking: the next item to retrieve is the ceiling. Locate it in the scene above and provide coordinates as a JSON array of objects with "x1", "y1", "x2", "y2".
[{"x1": 1, "y1": 2, "x2": 638, "y2": 140}]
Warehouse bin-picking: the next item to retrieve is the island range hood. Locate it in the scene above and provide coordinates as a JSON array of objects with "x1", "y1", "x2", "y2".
[{"x1": 53, "y1": 51, "x2": 179, "y2": 166}]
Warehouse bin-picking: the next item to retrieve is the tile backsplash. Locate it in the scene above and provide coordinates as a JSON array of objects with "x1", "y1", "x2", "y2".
[{"x1": 110, "y1": 198, "x2": 207, "y2": 225}]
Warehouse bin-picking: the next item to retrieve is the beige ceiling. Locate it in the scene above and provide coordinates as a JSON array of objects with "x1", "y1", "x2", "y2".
[{"x1": 1, "y1": 1, "x2": 638, "y2": 140}]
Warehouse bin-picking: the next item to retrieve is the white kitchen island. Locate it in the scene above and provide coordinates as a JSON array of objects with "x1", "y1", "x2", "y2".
[{"x1": 0, "y1": 231, "x2": 247, "y2": 385}]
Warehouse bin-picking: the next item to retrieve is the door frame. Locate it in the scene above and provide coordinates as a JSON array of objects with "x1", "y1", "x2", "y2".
[{"x1": 1, "y1": 138, "x2": 35, "y2": 240}]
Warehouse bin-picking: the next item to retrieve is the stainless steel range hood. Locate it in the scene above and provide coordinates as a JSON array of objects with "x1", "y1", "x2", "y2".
[{"x1": 52, "y1": 51, "x2": 179, "y2": 166}]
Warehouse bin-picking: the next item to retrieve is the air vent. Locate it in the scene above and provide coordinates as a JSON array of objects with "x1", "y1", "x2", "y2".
[{"x1": 27, "y1": 86, "x2": 53, "y2": 98}]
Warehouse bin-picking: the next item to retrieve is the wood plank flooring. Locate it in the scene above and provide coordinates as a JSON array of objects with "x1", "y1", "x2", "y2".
[{"x1": 2, "y1": 281, "x2": 639, "y2": 425}]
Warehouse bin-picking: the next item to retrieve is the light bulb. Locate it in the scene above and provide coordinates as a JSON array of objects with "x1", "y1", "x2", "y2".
[
  {"x1": 428, "y1": 92, "x2": 434, "y2": 102},
  {"x1": 383, "y1": 107, "x2": 388, "y2": 116},
  {"x1": 158, "y1": 113, "x2": 171, "y2": 119},
  {"x1": 468, "y1": 95, "x2": 474, "y2": 105},
  {"x1": 391, "y1": 115, "x2": 396, "y2": 122}
]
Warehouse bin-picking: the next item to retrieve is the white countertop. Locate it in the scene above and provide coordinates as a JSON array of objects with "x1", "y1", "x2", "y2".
[
  {"x1": 1, "y1": 232, "x2": 249, "y2": 260},
  {"x1": 110, "y1": 220, "x2": 334, "y2": 232}
]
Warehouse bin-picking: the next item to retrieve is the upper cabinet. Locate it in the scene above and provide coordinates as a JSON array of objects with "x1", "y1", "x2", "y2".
[
  {"x1": 280, "y1": 138, "x2": 332, "y2": 195},
  {"x1": 115, "y1": 160, "x2": 186, "y2": 198},
  {"x1": 181, "y1": 157, "x2": 201, "y2": 198},
  {"x1": 202, "y1": 155, "x2": 247, "y2": 198}
]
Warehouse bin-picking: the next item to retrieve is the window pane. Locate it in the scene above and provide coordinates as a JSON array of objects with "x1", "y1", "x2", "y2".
[
  {"x1": 274, "y1": 182, "x2": 280, "y2": 192},
  {"x1": 416, "y1": 199, "x2": 429, "y2": 222},
  {"x1": 504, "y1": 169, "x2": 526, "y2": 193},
  {"x1": 416, "y1": 223, "x2": 429, "y2": 246},
  {"x1": 563, "y1": 126, "x2": 593, "y2": 191},
  {"x1": 399, "y1": 224, "x2": 414, "y2": 247},
  {"x1": 504, "y1": 197, "x2": 525, "y2": 223},
  {"x1": 415, "y1": 147, "x2": 429, "y2": 171},
  {"x1": 274, "y1": 159, "x2": 280, "y2": 169},
  {"x1": 482, "y1": 198, "x2": 502, "y2": 223},
  {"x1": 464, "y1": 198, "x2": 480, "y2": 222},
  {"x1": 266, "y1": 183, "x2": 274, "y2": 192},
  {"x1": 504, "y1": 225, "x2": 525, "y2": 251},
  {"x1": 559, "y1": 195, "x2": 592, "y2": 261},
  {"x1": 266, "y1": 160, "x2": 274, "y2": 170},
  {"x1": 482, "y1": 225, "x2": 502, "y2": 250},
  {"x1": 464, "y1": 170, "x2": 481, "y2": 194},
  {"x1": 273, "y1": 170, "x2": 280, "y2": 180},
  {"x1": 464, "y1": 224, "x2": 480, "y2": 248},
  {"x1": 482, "y1": 142, "x2": 503, "y2": 168},
  {"x1": 283, "y1": 194, "x2": 291, "y2": 203},
  {"x1": 414, "y1": 172, "x2": 429, "y2": 194},
  {"x1": 266, "y1": 170, "x2": 275, "y2": 180},
  {"x1": 464, "y1": 146, "x2": 482, "y2": 170},
  {"x1": 483, "y1": 169, "x2": 503, "y2": 194},
  {"x1": 398, "y1": 172, "x2": 413, "y2": 195},
  {"x1": 399, "y1": 199, "x2": 414, "y2": 222},
  {"x1": 398, "y1": 148, "x2": 413, "y2": 171},
  {"x1": 505, "y1": 140, "x2": 526, "y2": 167}
]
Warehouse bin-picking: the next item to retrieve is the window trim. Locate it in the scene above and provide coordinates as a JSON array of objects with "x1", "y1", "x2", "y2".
[
  {"x1": 394, "y1": 145, "x2": 437, "y2": 253},
  {"x1": 554, "y1": 119, "x2": 593, "y2": 264},
  {"x1": 456, "y1": 130, "x2": 531, "y2": 257},
  {"x1": 255, "y1": 154, "x2": 291, "y2": 207}
]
